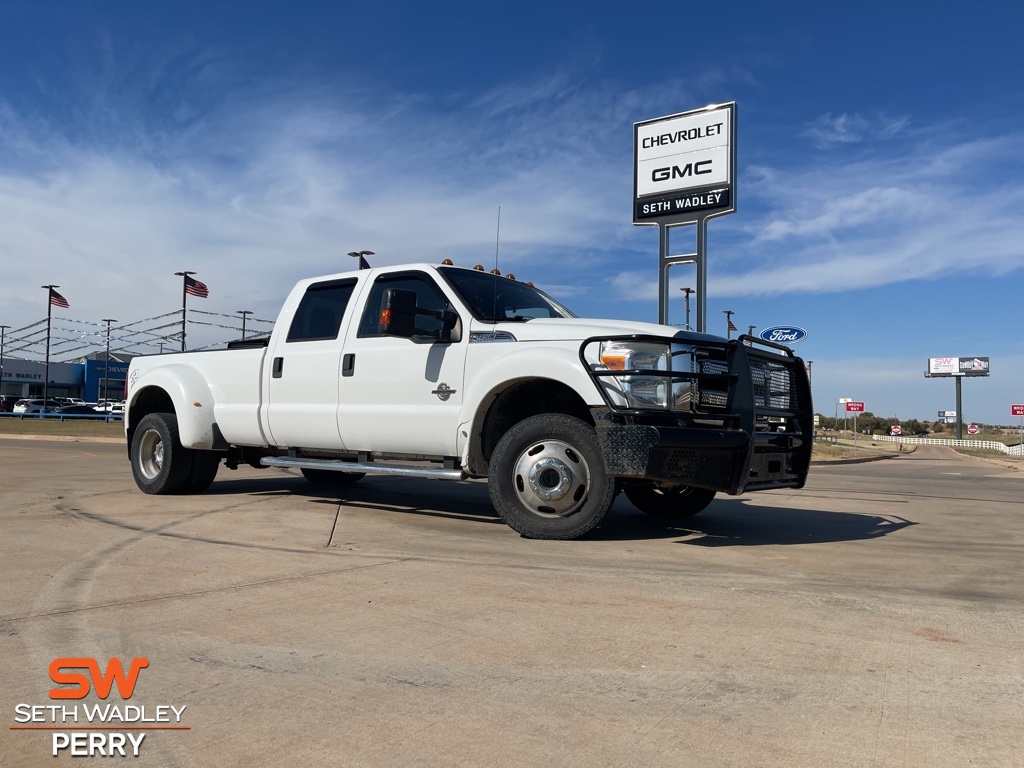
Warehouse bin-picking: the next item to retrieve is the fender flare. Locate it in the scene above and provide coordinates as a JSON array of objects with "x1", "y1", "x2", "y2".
[
  {"x1": 128, "y1": 365, "x2": 218, "y2": 450},
  {"x1": 456, "y1": 345, "x2": 603, "y2": 468}
]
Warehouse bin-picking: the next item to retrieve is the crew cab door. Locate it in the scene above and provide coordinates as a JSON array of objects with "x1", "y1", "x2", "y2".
[
  {"x1": 337, "y1": 270, "x2": 467, "y2": 456},
  {"x1": 263, "y1": 277, "x2": 358, "y2": 449}
]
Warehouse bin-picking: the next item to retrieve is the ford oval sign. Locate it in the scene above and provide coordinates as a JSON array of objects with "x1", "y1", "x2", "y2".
[{"x1": 759, "y1": 326, "x2": 808, "y2": 345}]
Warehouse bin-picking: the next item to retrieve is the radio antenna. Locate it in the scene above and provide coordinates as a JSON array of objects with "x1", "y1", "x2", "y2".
[
  {"x1": 492, "y1": 206, "x2": 501, "y2": 320},
  {"x1": 494, "y1": 206, "x2": 501, "y2": 270}
]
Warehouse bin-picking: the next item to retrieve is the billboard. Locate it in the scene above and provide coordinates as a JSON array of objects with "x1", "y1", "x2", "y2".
[
  {"x1": 926, "y1": 357, "x2": 990, "y2": 377},
  {"x1": 633, "y1": 103, "x2": 735, "y2": 223}
]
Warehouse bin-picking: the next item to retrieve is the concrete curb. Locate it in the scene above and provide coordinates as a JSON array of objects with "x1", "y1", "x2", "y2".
[
  {"x1": 811, "y1": 454, "x2": 900, "y2": 466},
  {"x1": 0, "y1": 433, "x2": 124, "y2": 444}
]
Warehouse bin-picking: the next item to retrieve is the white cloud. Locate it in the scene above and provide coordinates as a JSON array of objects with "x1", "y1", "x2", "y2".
[
  {"x1": 0, "y1": 63, "x2": 684, "y2": 352},
  {"x1": 803, "y1": 111, "x2": 909, "y2": 148}
]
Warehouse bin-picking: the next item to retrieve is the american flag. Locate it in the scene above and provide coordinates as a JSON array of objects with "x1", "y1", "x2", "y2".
[
  {"x1": 184, "y1": 275, "x2": 209, "y2": 298},
  {"x1": 727, "y1": 319, "x2": 738, "y2": 332},
  {"x1": 49, "y1": 288, "x2": 70, "y2": 308}
]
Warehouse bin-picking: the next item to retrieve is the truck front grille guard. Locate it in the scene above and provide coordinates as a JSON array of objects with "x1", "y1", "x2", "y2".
[{"x1": 579, "y1": 334, "x2": 813, "y2": 492}]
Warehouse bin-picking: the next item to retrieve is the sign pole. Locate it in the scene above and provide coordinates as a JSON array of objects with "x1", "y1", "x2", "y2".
[
  {"x1": 657, "y1": 219, "x2": 708, "y2": 332},
  {"x1": 955, "y1": 377, "x2": 963, "y2": 440},
  {"x1": 657, "y1": 223, "x2": 670, "y2": 325},
  {"x1": 696, "y1": 217, "x2": 708, "y2": 333}
]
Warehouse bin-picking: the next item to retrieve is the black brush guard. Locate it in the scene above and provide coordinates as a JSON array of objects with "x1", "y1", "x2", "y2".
[{"x1": 580, "y1": 334, "x2": 813, "y2": 495}]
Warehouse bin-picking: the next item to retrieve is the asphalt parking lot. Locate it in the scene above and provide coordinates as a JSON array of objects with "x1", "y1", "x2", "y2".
[{"x1": 1, "y1": 438, "x2": 1022, "y2": 767}]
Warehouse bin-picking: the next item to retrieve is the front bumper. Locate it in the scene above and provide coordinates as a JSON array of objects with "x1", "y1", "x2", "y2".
[{"x1": 583, "y1": 334, "x2": 813, "y2": 495}]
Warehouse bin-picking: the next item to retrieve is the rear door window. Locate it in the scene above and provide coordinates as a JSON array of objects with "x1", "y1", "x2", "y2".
[{"x1": 286, "y1": 279, "x2": 357, "y2": 342}]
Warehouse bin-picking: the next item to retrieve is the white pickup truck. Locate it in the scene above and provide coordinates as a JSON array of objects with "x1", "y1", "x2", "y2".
[{"x1": 125, "y1": 262, "x2": 812, "y2": 539}]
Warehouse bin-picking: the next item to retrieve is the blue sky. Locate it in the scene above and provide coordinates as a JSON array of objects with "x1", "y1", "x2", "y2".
[{"x1": 1, "y1": 1, "x2": 1022, "y2": 424}]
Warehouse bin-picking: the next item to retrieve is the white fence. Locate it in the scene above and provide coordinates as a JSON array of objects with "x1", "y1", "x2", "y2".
[{"x1": 870, "y1": 434, "x2": 1024, "y2": 457}]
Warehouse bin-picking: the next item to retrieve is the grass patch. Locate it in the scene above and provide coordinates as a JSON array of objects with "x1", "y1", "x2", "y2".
[
  {"x1": 0, "y1": 415, "x2": 124, "y2": 440},
  {"x1": 812, "y1": 435, "x2": 906, "y2": 461},
  {"x1": 953, "y1": 447, "x2": 1024, "y2": 464}
]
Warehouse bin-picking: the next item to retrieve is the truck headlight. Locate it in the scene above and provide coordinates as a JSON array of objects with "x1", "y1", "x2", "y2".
[{"x1": 599, "y1": 341, "x2": 671, "y2": 409}]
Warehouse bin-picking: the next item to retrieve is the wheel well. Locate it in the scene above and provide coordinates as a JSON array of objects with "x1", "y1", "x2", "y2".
[
  {"x1": 468, "y1": 379, "x2": 592, "y2": 475},
  {"x1": 126, "y1": 387, "x2": 176, "y2": 455}
]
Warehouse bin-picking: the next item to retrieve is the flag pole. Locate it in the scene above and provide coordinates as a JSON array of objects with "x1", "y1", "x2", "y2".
[
  {"x1": 174, "y1": 271, "x2": 196, "y2": 352},
  {"x1": 41, "y1": 285, "x2": 58, "y2": 410}
]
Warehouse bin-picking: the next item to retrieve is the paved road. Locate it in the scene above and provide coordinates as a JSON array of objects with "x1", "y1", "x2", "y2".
[{"x1": 1, "y1": 440, "x2": 1021, "y2": 767}]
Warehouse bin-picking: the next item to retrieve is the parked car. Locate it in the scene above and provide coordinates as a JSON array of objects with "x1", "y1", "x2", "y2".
[
  {"x1": 55, "y1": 397, "x2": 87, "y2": 406},
  {"x1": 0, "y1": 395, "x2": 21, "y2": 412},
  {"x1": 12, "y1": 399, "x2": 64, "y2": 413},
  {"x1": 94, "y1": 401, "x2": 126, "y2": 414}
]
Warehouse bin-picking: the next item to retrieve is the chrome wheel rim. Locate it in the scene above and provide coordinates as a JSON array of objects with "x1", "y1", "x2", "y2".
[
  {"x1": 511, "y1": 439, "x2": 591, "y2": 517},
  {"x1": 138, "y1": 429, "x2": 165, "y2": 480}
]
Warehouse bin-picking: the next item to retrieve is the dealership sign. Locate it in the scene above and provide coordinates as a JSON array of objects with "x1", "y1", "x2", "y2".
[
  {"x1": 759, "y1": 325, "x2": 807, "y2": 345},
  {"x1": 634, "y1": 103, "x2": 735, "y2": 223},
  {"x1": 926, "y1": 356, "x2": 990, "y2": 377}
]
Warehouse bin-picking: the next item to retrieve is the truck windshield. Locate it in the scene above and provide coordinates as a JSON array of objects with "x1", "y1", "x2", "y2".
[{"x1": 439, "y1": 267, "x2": 576, "y2": 323}]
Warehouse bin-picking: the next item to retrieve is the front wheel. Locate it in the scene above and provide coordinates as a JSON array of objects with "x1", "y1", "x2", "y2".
[
  {"x1": 488, "y1": 414, "x2": 615, "y2": 539},
  {"x1": 624, "y1": 483, "x2": 716, "y2": 518}
]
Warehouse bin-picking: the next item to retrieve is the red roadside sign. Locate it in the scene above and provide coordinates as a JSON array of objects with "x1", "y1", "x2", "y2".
[
  {"x1": 1012, "y1": 404, "x2": 1024, "y2": 416},
  {"x1": 967, "y1": 424, "x2": 980, "y2": 435},
  {"x1": 891, "y1": 425, "x2": 902, "y2": 436},
  {"x1": 845, "y1": 401, "x2": 865, "y2": 413}
]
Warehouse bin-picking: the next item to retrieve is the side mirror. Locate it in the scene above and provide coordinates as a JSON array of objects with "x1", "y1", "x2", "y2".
[{"x1": 379, "y1": 289, "x2": 418, "y2": 337}]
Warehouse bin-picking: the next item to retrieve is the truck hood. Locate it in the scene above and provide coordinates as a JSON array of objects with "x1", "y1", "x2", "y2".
[{"x1": 484, "y1": 317, "x2": 727, "y2": 344}]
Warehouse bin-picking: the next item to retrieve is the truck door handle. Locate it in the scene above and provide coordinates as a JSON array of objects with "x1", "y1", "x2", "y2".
[
  {"x1": 272, "y1": 357, "x2": 284, "y2": 378},
  {"x1": 342, "y1": 353, "x2": 355, "y2": 377}
]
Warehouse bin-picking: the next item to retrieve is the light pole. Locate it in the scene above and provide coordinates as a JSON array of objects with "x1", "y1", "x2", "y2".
[
  {"x1": 679, "y1": 287, "x2": 694, "y2": 330},
  {"x1": 723, "y1": 310, "x2": 735, "y2": 340},
  {"x1": 748, "y1": 324, "x2": 756, "y2": 338},
  {"x1": 347, "y1": 250, "x2": 375, "y2": 270},
  {"x1": 807, "y1": 360, "x2": 813, "y2": 387},
  {"x1": 101, "y1": 319, "x2": 116, "y2": 404},
  {"x1": 236, "y1": 310, "x2": 253, "y2": 339},
  {"x1": 0, "y1": 324, "x2": 8, "y2": 398},
  {"x1": 173, "y1": 271, "x2": 197, "y2": 352}
]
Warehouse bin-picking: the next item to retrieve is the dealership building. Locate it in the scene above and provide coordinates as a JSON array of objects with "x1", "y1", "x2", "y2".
[{"x1": 0, "y1": 354, "x2": 134, "y2": 403}]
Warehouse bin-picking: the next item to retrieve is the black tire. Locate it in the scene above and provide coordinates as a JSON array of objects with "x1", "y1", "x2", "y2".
[
  {"x1": 488, "y1": 414, "x2": 615, "y2": 540},
  {"x1": 130, "y1": 413, "x2": 193, "y2": 495},
  {"x1": 182, "y1": 451, "x2": 221, "y2": 493},
  {"x1": 624, "y1": 483, "x2": 716, "y2": 518},
  {"x1": 300, "y1": 468, "x2": 365, "y2": 486}
]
